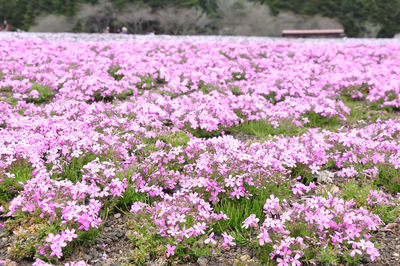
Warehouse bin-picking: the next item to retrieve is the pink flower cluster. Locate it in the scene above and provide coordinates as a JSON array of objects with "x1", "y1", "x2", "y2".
[
  {"x1": 1, "y1": 38, "x2": 400, "y2": 264},
  {"x1": 42, "y1": 228, "x2": 77, "y2": 259},
  {"x1": 244, "y1": 192, "x2": 382, "y2": 265},
  {"x1": 129, "y1": 191, "x2": 228, "y2": 242},
  {"x1": 1, "y1": 39, "x2": 399, "y2": 133}
]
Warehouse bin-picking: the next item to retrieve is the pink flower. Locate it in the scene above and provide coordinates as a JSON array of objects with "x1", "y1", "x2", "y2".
[
  {"x1": 257, "y1": 230, "x2": 271, "y2": 246},
  {"x1": 32, "y1": 258, "x2": 53, "y2": 266},
  {"x1": 167, "y1": 225, "x2": 180, "y2": 237},
  {"x1": 230, "y1": 186, "x2": 245, "y2": 199},
  {"x1": 350, "y1": 248, "x2": 362, "y2": 257},
  {"x1": 192, "y1": 222, "x2": 207, "y2": 236},
  {"x1": 77, "y1": 213, "x2": 92, "y2": 231},
  {"x1": 155, "y1": 140, "x2": 165, "y2": 149},
  {"x1": 167, "y1": 213, "x2": 179, "y2": 226},
  {"x1": 204, "y1": 232, "x2": 216, "y2": 245},
  {"x1": 29, "y1": 89, "x2": 40, "y2": 99},
  {"x1": 225, "y1": 175, "x2": 236, "y2": 187},
  {"x1": 242, "y1": 214, "x2": 259, "y2": 229},
  {"x1": 166, "y1": 244, "x2": 176, "y2": 258},
  {"x1": 46, "y1": 233, "x2": 67, "y2": 258},
  {"x1": 264, "y1": 194, "x2": 282, "y2": 215},
  {"x1": 366, "y1": 244, "x2": 379, "y2": 261},
  {"x1": 221, "y1": 232, "x2": 235, "y2": 247},
  {"x1": 62, "y1": 228, "x2": 77, "y2": 242},
  {"x1": 130, "y1": 202, "x2": 147, "y2": 214}
]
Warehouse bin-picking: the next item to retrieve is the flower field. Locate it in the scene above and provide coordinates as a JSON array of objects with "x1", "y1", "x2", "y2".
[{"x1": 1, "y1": 35, "x2": 400, "y2": 265}]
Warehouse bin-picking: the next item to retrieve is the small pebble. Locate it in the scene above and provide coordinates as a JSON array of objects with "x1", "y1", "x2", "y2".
[
  {"x1": 116, "y1": 230, "x2": 124, "y2": 238},
  {"x1": 197, "y1": 256, "x2": 208, "y2": 266},
  {"x1": 240, "y1": 254, "x2": 251, "y2": 262},
  {"x1": 386, "y1": 223, "x2": 397, "y2": 229},
  {"x1": 114, "y1": 213, "x2": 121, "y2": 219},
  {"x1": 92, "y1": 251, "x2": 101, "y2": 259},
  {"x1": 6, "y1": 260, "x2": 17, "y2": 266},
  {"x1": 393, "y1": 253, "x2": 399, "y2": 257}
]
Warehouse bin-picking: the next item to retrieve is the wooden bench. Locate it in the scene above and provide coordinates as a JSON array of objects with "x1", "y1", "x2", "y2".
[{"x1": 282, "y1": 29, "x2": 344, "y2": 38}]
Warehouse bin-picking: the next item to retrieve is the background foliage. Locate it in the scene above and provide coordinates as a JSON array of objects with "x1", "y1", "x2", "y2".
[
  {"x1": 261, "y1": 0, "x2": 400, "y2": 38},
  {"x1": 0, "y1": 0, "x2": 399, "y2": 37}
]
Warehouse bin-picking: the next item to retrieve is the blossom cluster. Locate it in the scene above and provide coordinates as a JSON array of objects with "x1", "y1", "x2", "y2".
[{"x1": 244, "y1": 192, "x2": 382, "y2": 265}]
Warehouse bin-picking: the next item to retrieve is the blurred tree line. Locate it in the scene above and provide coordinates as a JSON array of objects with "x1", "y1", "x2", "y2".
[
  {"x1": 0, "y1": 0, "x2": 96, "y2": 29},
  {"x1": 261, "y1": 0, "x2": 400, "y2": 37},
  {"x1": 0, "y1": 0, "x2": 399, "y2": 37}
]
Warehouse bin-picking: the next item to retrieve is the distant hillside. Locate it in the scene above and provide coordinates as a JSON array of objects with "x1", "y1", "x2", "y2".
[{"x1": 0, "y1": 0, "x2": 399, "y2": 37}]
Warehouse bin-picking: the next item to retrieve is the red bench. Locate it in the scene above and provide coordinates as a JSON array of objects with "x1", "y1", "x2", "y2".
[{"x1": 282, "y1": 29, "x2": 344, "y2": 38}]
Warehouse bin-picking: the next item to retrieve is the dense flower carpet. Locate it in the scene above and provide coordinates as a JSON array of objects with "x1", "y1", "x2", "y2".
[{"x1": 1, "y1": 34, "x2": 400, "y2": 265}]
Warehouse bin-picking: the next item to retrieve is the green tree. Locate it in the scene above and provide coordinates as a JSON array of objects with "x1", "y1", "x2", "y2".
[{"x1": 0, "y1": 0, "x2": 399, "y2": 36}]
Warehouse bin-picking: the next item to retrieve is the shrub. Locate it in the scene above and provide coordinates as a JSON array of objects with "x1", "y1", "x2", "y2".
[
  {"x1": 216, "y1": 0, "x2": 273, "y2": 36},
  {"x1": 114, "y1": 3, "x2": 155, "y2": 34},
  {"x1": 156, "y1": 6, "x2": 212, "y2": 35},
  {"x1": 75, "y1": 0, "x2": 115, "y2": 33}
]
